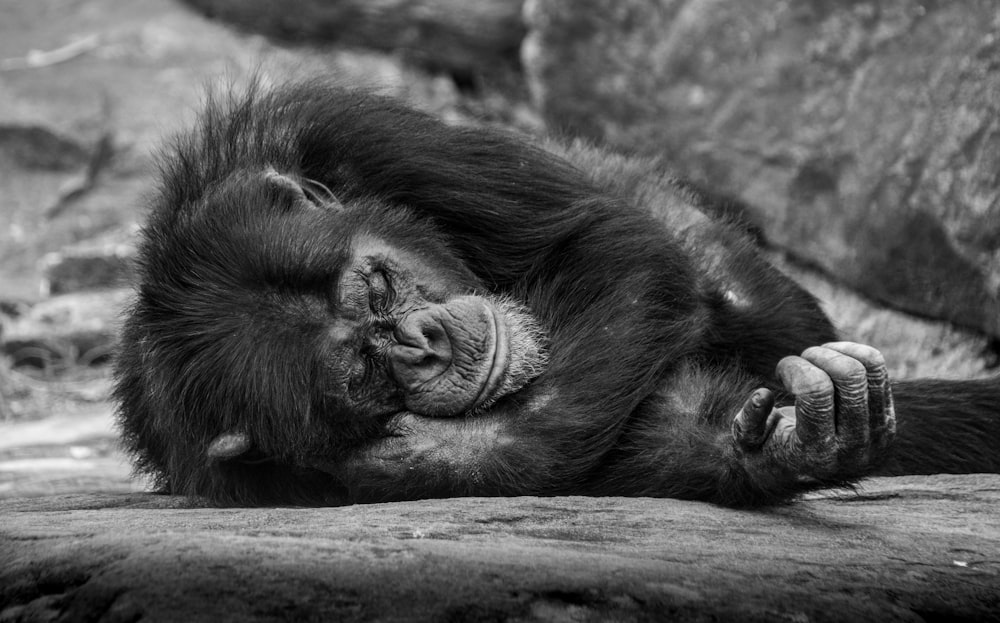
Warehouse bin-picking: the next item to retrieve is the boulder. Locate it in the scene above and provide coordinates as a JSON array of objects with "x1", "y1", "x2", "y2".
[
  {"x1": 181, "y1": 0, "x2": 526, "y2": 77},
  {"x1": 2, "y1": 476, "x2": 999, "y2": 622},
  {"x1": 0, "y1": 0, "x2": 468, "y2": 302},
  {"x1": 523, "y1": 0, "x2": 1000, "y2": 337},
  {"x1": 0, "y1": 289, "x2": 131, "y2": 368},
  {"x1": 40, "y1": 231, "x2": 136, "y2": 295},
  {"x1": 0, "y1": 125, "x2": 89, "y2": 171}
]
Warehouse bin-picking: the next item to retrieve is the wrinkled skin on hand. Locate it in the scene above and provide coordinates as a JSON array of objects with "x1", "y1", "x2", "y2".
[{"x1": 732, "y1": 342, "x2": 896, "y2": 488}]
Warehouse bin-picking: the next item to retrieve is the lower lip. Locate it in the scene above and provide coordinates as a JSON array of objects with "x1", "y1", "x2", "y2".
[{"x1": 472, "y1": 302, "x2": 508, "y2": 409}]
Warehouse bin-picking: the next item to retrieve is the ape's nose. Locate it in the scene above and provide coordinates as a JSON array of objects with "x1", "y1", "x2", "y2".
[
  {"x1": 387, "y1": 297, "x2": 499, "y2": 417},
  {"x1": 390, "y1": 308, "x2": 454, "y2": 387}
]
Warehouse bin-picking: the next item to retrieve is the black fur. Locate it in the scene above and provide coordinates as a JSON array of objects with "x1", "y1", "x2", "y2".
[{"x1": 115, "y1": 80, "x2": 1000, "y2": 507}]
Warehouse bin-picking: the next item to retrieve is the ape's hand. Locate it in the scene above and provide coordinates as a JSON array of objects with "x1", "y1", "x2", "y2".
[
  {"x1": 320, "y1": 412, "x2": 518, "y2": 500},
  {"x1": 732, "y1": 342, "x2": 896, "y2": 486}
]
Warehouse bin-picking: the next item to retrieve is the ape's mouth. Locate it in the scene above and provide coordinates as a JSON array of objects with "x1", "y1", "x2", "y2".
[
  {"x1": 466, "y1": 296, "x2": 550, "y2": 414},
  {"x1": 390, "y1": 296, "x2": 548, "y2": 417},
  {"x1": 391, "y1": 297, "x2": 508, "y2": 417},
  {"x1": 469, "y1": 302, "x2": 510, "y2": 411}
]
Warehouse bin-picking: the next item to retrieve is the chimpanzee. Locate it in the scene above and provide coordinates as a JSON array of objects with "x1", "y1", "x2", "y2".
[{"x1": 114, "y1": 79, "x2": 1000, "y2": 507}]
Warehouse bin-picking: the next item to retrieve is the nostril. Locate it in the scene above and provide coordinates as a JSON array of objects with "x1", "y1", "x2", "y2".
[
  {"x1": 394, "y1": 309, "x2": 452, "y2": 359},
  {"x1": 421, "y1": 324, "x2": 447, "y2": 350},
  {"x1": 390, "y1": 309, "x2": 455, "y2": 389}
]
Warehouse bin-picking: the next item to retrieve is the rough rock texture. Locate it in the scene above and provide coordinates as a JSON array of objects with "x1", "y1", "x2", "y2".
[
  {"x1": 2, "y1": 477, "x2": 999, "y2": 622},
  {"x1": 40, "y1": 231, "x2": 136, "y2": 296},
  {"x1": 1, "y1": 0, "x2": 996, "y2": 381},
  {"x1": 1, "y1": 290, "x2": 130, "y2": 367},
  {"x1": 0, "y1": 0, "x2": 466, "y2": 303},
  {"x1": 523, "y1": 0, "x2": 1000, "y2": 337},
  {"x1": 0, "y1": 125, "x2": 90, "y2": 171},
  {"x1": 0, "y1": 405, "x2": 128, "y2": 495},
  {"x1": 769, "y1": 252, "x2": 998, "y2": 379},
  {"x1": 181, "y1": 0, "x2": 525, "y2": 76}
]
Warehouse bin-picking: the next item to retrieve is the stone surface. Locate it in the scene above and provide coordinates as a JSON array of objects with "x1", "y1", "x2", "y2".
[
  {"x1": 0, "y1": 124, "x2": 90, "y2": 171},
  {"x1": 1, "y1": 476, "x2": 999, "y2": 622},
  {"x1": 0, "y1": 403, "x2": 129, "y2": 496},
  {"x1": 1, "y1": 289, "x2": 131, "y2": 368},
  {"x1": 181, "y1": 0, "x2": 525, "y2": 76},
  {"x1": 769, "y1": 253, "x2": 998, "y2": 380},
  {"x1": 0, "y1": 0, "x2": 466, "y2": 302},
  {"x1": 40, "y1": 231, "x2": 136, "y2": 295},
  {"x1": 523, "y1": 0, "x2": 1000, "y2": 337},
  {"x1": 1, "y1": 0, "x2": 995, "y2": 381}
]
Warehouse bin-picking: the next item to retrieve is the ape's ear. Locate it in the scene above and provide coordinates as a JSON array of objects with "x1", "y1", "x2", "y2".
[
  {"x1": 263, "y1": 166, "x2": 343, "y2": 212},
  {"x1": 206, "y1": 430, "x2": 253, "y2": 461},
  {"x1": 263, "y1": 167, "x2": 314, "y2": 206}
]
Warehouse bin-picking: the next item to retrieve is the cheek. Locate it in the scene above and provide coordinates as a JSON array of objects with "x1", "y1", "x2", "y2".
[
  {"x1": 357, "y1": 376, "x2": 405, "y2": 415},
  {"x1": 323, "y1": 346, "x2": 405, "y2": 419}
]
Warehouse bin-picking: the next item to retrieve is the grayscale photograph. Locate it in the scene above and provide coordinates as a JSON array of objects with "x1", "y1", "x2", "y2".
[{"x1": 1, "y1": 1, "x2": 998, "y2": 620}]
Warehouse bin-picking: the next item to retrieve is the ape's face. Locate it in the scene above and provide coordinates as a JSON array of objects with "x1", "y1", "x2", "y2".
[
  {"x1": 327, "y1": 234, "x2": 547, "y2": 419},
  {"x1": 147, "y1": 169, "x2": 548, "y2": 464}
]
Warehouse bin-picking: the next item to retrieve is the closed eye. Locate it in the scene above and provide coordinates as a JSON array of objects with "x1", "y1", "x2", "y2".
[{"x1": 367, "y1": 268, "x2": 396, "y2": 314}]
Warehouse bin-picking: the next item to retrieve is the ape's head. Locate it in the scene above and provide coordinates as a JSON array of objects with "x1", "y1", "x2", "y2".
[{"x1": 115, "y1": 165, "x2": 547, "y2": 502}]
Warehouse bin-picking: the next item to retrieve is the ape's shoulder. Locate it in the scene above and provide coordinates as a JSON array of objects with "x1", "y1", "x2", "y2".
[{"x1": 539, "y1": 137, "x2": 767, "y2": 248}]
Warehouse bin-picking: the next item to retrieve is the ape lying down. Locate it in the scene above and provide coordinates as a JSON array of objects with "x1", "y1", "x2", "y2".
[{"x1": 115, "y1": 80, "x2": 1000, "y2": 507}]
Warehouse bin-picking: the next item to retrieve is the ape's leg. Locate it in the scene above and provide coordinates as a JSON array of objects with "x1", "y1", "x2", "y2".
[
  {"x1": 591, "y1": 342, "x2": 896, "y2": 506},
  {"x1": 876, "y1": 378, "x2": 1000, "y2": 475}
]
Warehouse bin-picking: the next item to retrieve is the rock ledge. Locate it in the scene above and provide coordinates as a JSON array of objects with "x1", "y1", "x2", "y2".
[{"x1": 2, "y1": 475, "x2": 998, "y2": 622}]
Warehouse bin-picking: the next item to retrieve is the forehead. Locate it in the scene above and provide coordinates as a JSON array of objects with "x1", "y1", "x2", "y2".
[
  {"x1": 181, "y1": 190, "x2": 351, "y2": 291},
  {"x1": 349, "y1": 234, "x2": 433, "y2": 268},
  {"x1": 170, "y1": 171, "x2": 474, "y2": 299},
  {"x1": 244, "y1": 209, "x2": 350, "y2": 287}
]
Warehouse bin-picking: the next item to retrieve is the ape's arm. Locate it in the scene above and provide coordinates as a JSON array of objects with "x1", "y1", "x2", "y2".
[
  {"x1": 730, "y1": 343, "x2": 896, "y2": 495},
  {"x1": 318, "y1": 341, "x2": 896, "y2": 506}
]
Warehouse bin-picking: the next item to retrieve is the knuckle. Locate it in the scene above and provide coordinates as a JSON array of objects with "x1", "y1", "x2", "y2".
[
  {"x1": 795, "y1": 371, "x2": 834, "y2": 398},
  {"x1": 822, "y1": 341, "x2": 887, "y2": 370},
  {"x1": 799, "y1": 345, "x2": 828, "y2": 363},
  {"x1": 802, "y1": 346, "x2": 867, "y2": 384},
  {"x1": 865, "y1": 347, "x2": 886, "y2": 369},
  {"x1": 777, "y1": 356, "x2": 833, "y2": 397},
  {"x1": 799, "y1": 346, "x2": 829, "y2": 362},
  {"x1": 776, "y1": 355, "x2": 801, "y2": 371},
  {"x1": 837, "y1": 359, "x2": 868, "y2": 385}
]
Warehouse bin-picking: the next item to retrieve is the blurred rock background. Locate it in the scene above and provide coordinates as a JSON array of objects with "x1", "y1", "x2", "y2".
[{"x1": 1, "y1": 0, "x2": 998, "y2": 495}]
